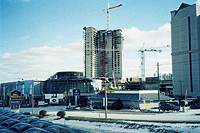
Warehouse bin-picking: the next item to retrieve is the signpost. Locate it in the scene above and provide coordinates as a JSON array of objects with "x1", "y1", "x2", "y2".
[
  {"x1": 73, "y1": 89, "x2": 80, "y2": 96},
  {"x1": 10, "y1": 90, "x2": 21, "y2": 112},
  {"x1": 73, "y1": 89, "x2": 80, "y2": 107}
]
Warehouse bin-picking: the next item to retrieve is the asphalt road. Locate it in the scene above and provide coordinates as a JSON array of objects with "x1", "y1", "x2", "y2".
[{"x1": 63, "y1": 109, "x2": 200, "y2": 123}]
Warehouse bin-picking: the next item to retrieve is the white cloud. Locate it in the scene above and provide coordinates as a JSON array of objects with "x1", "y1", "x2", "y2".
[
  {"x1": 0, "y1": 42, "x2": 84, "y2": 82},
  {"x1": 20, "y1": 35, "x2": 30, "y2": 41},
  {"x1": 197, "y1": 0, "x2": 200, "y2": 4},
  {"x1": 122, "y1": 23, "x2": 171, "y2": 50},
  {"x1": 122, "y1": 23, "x2": 172, "y2": 78},
  {"x1": 0, "y1": 23, "x2": 172, "y2": 82}
]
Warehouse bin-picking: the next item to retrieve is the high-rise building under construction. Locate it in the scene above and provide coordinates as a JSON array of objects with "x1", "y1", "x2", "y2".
[{"x1": 83, "y1": 27, "x2": 124, "y2": 79}]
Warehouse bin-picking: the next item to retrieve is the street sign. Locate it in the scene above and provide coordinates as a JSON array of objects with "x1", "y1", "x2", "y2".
[
  {"x1": 73, "y1": 89, "x2": 80, "y2": 96},
  {"x1": 10, "y1": 90, "x2": 21, "y2": 100},
  {"x1": 10, "y1": 90, "x2": 21, "y2": 104},
  {"x1": 10, "y1": 100, "x2": 21, "y2": 104}
]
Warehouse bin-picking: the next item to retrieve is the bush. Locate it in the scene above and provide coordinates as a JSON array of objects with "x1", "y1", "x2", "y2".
[
  {"x1": 39, "y1": 110, "x2": 47, "y2": 116},
  {"x1": 112, "y1": 98, "x2": 124, "y2": 110},
  {"x1": 57, "y1": 110, "x2": 66, "y2": 118}
]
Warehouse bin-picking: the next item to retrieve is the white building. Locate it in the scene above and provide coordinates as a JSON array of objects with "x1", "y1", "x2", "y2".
[
  {"x1": 83, "y1": 27, "x2": 98, "y2": 79},
  {"x1": 91, "y1": 90, "x2": 174, "y2": 109},
  {"x1": 171, "y1": 3, "x2": 200, "y2": 98}
]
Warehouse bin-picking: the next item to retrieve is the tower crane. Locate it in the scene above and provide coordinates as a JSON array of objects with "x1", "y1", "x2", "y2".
[
  {"x1": 83, "y1": 3, "x2": 123, "y2": 78},
  {"x1": 82, "y1": 3, "x2": 123, "y2": 31},
  {"x1": 138, "y1": 43, "x2": 162, "y2": 84}
]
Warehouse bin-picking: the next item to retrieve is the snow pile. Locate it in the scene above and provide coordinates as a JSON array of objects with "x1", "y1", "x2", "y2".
[
  {"x1": 53, "y1": 119, "x2": 147, "y2": 133},
  {"x1": 52, "y1": 119, "x2": 200, "y2": 133}
]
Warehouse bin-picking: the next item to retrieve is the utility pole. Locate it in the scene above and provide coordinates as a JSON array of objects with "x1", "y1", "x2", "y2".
[
  {"x1": 157, "y1": 62, "x2": 160, "y2": 113},
  {"x1": 105, "y1": 80, "x2": 107, "y2": 119}
]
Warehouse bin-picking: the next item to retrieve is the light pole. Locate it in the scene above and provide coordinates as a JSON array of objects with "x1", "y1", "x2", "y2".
[
  {"x1": 30, "y1": 83, "x2": 34, "y2": 114},
  {"x1": 157, "y1": 62, "x2": 160, "y2": 113}
]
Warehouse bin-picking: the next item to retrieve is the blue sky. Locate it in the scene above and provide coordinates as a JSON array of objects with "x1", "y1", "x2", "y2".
[{"x1": 0, "y1": 0, "x2": 199, "y2": 82}]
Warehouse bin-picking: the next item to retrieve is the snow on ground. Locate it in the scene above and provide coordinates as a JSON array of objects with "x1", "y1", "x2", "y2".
[
  {"x1": 52, "y1": 119, "x2": 200, "y2": 133},
  {"x1": 3, "y1": 106, "x2": 200, "y2": 133},
  {"x1": 53, "y1": 119, "x2": 149, "y2": 133}
]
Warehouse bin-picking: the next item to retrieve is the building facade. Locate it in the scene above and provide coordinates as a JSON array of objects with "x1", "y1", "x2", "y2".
[
  {"x1": 43, "y1": 71, "x2": 95, "y2": 106},
  {"x1": 43, "y1": 71, "x2": 94, "y2": 94},
  {"x1": 171, "y1": 3, "x2": 200, "y2": 98},
  {"x1": 83, "y1": 27, "x2": 98, "y2": 79},
  {"x1": 91, "y1": 90, "x2": 174, "y2": 109},
  {"x1": 0, "y1": 80, "x2": 44, "y2": 106},
  {"x1": 0, "y1": 71, "x2": 95, "y2": 107},
  {"x1": 83, "y1": 27, "x2": 124, "y2": 79}
]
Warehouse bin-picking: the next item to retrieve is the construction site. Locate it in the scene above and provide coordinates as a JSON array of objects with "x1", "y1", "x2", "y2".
[{"x1": 1, "y1": 2, "x2": 200, "y2": 110}]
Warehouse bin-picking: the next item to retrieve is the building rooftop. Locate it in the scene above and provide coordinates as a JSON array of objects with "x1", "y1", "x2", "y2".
[{"x1": 91, "y1": 91, "x2": 173, "y2": 101}]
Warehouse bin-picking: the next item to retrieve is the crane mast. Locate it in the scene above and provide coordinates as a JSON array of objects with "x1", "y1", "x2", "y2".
[
  {"x1": 107, "y1": 3, "x2": 110, "y2": 31},
  {"x1": 138, "y1": 43, "x2": 162, "y2": 85}
]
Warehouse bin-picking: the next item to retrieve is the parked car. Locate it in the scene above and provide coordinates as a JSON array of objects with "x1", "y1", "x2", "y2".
[
  {"x1": 1, "y1": 119, "x2": 21, "y2": 127},
  {"x1": 22, "y1": 127, "x2": 49, "y2": 133},
  {"x1": 10, "y1": 123, "x2": 34, "y2": 133},
  {"x1": 11, "y1": 115, "x2": 30, "y2": 120},
  {"x1": 44, "y1": 125, "x2": 75, "y2": 133},
  {"x1": 0, "y1": 128, "x2": 16, "y2": 133},
  {"x1": 30, "y1": 121, "x2": 52, "y2": 128},
  {"x1": 190, "y1": 104, "x2": 200, "y2": 109},
  {"x1": 179, "y1": 98, "x2": 197, "y2": 107},
  {"x1": 20, "y1": 117, "x2": 39, "y2": 124},
  {"x1": 0, "y1": 116, "x2": 11, "y2": 123},
  {"x1": 160, "y1": 101, "x2": 180, "y2": 111}
]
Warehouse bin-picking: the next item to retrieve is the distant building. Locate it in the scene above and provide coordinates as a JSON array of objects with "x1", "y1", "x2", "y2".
[
  {"x1": 0, "y1": 80, "x2": 44, "y2": 106},
  {"x1": 0, "y1": 71, "x2": 96, "y2": 107},
  {"x1": 171, "y1": 3, "x2": 200, "y2": 98},
  {"x1": 159, "y1": 80, "x2": 173, "y2": 97},
  {"x1": 145, "y1": 77, "x2": 173, "y2": 97},
  {"x1": 83, "y1": 27, "x2": 124, "y2": 79},
  {"x1": 43, "y1": 71, "x2": 94, "y2": 105},
  {"x1": 83, "y1": 27, "x2": 98, "y2": 79},
  {"x1": 125, "y1": 82, "x2": 141, "y2": 90},
  {"x1": 43, "y1": 71, "x2": 94, "y2": 94}
]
